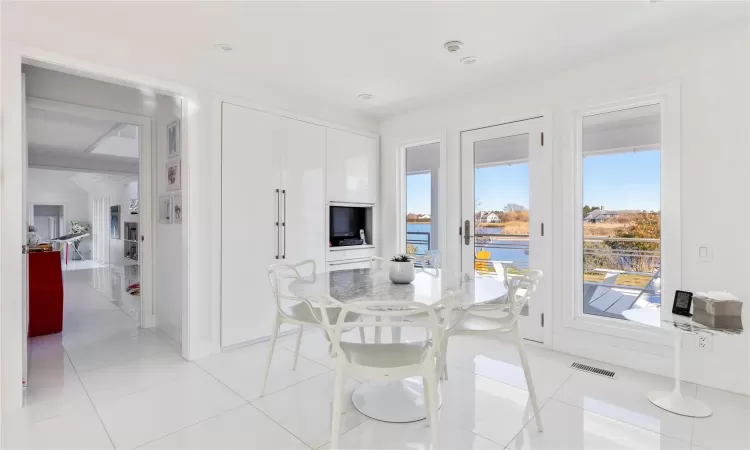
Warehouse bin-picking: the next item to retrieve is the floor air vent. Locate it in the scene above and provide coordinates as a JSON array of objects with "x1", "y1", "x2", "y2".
[{"x1": 571, "y1": 362, "x2": 616, "y2": 378}]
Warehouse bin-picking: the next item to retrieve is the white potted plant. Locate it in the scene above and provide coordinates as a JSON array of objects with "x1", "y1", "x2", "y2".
[{"x1": 389, "y1": 254, "x2": 415, "y2": 284}]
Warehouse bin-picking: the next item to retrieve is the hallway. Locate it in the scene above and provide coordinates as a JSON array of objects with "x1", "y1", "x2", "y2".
[{"x1": 2, "y1": 268, "x2": 180, "y2": 449}]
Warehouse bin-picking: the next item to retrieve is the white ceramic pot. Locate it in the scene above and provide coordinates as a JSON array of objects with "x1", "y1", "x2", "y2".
[{"x1": 389, "y1": 261, "x2": 415, "y2": 284}]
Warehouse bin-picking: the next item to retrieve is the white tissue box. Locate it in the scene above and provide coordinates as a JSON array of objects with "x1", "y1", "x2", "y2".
[{"x1": 693, "y1": 291, "x2": 742, "y2": 317}]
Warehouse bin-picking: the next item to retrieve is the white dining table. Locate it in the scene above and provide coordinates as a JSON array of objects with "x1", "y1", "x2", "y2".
[{"x1": 289, "y1": 267, "x2": 508, "y2": 423}]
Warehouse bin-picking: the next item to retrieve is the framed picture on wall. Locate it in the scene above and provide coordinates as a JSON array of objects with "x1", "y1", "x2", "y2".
[
  {"x1": 167, "y1": 119, "x2": 180, "y2": 159},
  {"x1": 159, "y1": 195, "x2": 173, "y2": 224},
  {"x1": 110, "y1": 205, "x2": 121, "y2": 239},
  {"x1": 166, "y1": 159, "x2": 181, "y2": 191},
  {"x1": 173, "y1": 193, "x2": 183, "y2": 224}
]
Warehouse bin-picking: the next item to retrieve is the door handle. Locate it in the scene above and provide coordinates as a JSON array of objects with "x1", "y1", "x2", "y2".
[
  {"x1": 281, "y1": 189, "x2": 287, "y2": 260},
  {"x1": 463, "y1": 220, "x2": 476, "y2": 246},
  {"x1": 275, "y1": 189, "x2": 280, "y2": 259}
]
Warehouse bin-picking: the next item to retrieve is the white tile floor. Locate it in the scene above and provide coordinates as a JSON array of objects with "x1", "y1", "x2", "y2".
[{"x1": 3, "y1": 268, "x2": 749, "y2": 449}]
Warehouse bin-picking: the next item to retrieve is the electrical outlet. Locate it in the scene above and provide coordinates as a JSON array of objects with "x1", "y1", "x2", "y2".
[{"x1": 697, "y1": 335, "x2": 713, "y2": 351}]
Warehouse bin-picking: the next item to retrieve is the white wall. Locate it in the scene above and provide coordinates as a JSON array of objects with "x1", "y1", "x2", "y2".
[
  {"x1": 154, "y1": 95, "x2": 183, "y2": 344},
  {"x1": 379, "y1": 24, "x2": 750, "y2": 395},
  {"x1": 85, "y1": 179, "x2": 138, "y2": 269},
  {"x1": 27, "y1": 168, "x2": 90, "y2": 253}
]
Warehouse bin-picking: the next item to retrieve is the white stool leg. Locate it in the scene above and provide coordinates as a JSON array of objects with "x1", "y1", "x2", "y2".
[
  {"x1": 261, "y1": 315, "x2": 281, "y2": 396},
  {"x1": 513, "y1": 323, "x2": 543, "y2": 431},
  {"x1": 358, "y1": 327, "x2": 366, "y2": 343},
  {"x1": 330, "y1": 367, "x2": 345, "y2": 450},
  {"x1": 292, "y1": 325, "x2": 304, "y2": 370}
]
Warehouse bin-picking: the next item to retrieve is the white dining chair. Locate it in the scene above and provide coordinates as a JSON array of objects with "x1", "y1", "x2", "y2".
[
  {"x1": 413, "y1": 249, "x2": 441, "y2": 269},
  {"x1": 438, "y1": 267, "x2": 544, "y2": 432},
  {"x1": 261, "y1": 259, "x2": 364, "y2": 396},
  {"x1": 318, "y1": 293, "x2": 455, "y2": 449}
]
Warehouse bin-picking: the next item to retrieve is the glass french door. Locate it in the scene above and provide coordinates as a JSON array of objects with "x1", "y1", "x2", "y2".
[{"x1": 460, "y1": 118, "x2": 549, "y2": 342}]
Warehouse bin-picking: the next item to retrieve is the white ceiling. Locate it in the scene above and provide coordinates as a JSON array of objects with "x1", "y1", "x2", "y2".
[
  {"x1": 26, "y1": 107, "x2": 119, "y2": 153},
  {"x1": 26, "y1": 106, "x2": 140, "y2": 172},
  {"x1": 4, "y1": 2, "x2": 747, "y2": 119}
]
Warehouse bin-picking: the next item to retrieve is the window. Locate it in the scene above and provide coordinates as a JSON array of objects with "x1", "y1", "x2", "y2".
[
  {"x1": 405, "y1": 143, "x2": 440, "y2": 255},
  {"x1": 581, "y1": 104, "x2": 661, "y2": 320}
]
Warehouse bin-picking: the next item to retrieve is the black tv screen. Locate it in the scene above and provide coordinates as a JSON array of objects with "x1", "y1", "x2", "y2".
[{"x1": 330, "y1": 206, "x2": 365, "y2": 237}]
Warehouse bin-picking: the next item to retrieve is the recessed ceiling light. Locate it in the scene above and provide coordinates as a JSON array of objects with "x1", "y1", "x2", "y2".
[
  {"x1": 460, "y1": 56, "x2": 479, "y2": 65},
  {"x1": 444, "y1": 41, "x2": 464, "y2": 53},
  {"x1": 357, "y1": 93, "x2": 373, "y2": 101},
  {"x1": 215, "y1": 44, "x2": 233, "y2": 52}
]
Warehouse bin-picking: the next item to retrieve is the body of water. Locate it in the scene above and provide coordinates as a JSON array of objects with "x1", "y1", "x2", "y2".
[{"x1": 406, "y1": 222, "x2": 529, "y2": 268}]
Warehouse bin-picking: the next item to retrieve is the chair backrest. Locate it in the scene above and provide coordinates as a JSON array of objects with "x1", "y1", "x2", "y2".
[
  {"x1": 414, "y1": 250, "x2": 441, "y2": 269},
  {"x1": 318, "y1": 293, "x2": 456, "y2": 365},
  {"x1": 267, "y1": 259, "x2": 318, "y2": 322},
  {"x1": 369, "y1": 256, "x2": 388, "y2": 269},
  {"x1": 465, "y1": 266, "x2": 542, "y2": 322}
]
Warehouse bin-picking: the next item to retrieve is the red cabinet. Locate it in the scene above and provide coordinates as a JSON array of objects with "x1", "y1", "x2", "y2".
[{"x1": 28, "y1": 251, "x2": 63, "y2": 337}]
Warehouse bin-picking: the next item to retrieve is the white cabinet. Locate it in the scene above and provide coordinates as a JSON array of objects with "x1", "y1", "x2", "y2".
[
  {"x1": 280, "y1": 118, "x2": 326, "y2": 266},
  {"x1": 221, "y1": 103, "x2": 376, "y2": 347},
  {"x1": 326, "y1": 129, "x2": 377, "y2": 204},
  {"x1": 221, "y1": 105, "x2": 327, "y2": 347},
  {"x1": 221, "y1": 103, "x2": 281, "y2": 347}
]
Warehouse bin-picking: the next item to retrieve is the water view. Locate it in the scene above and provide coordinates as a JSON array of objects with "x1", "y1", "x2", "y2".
[{"x1": 407, "y1": 222, "x2": 530, "y2": 268}]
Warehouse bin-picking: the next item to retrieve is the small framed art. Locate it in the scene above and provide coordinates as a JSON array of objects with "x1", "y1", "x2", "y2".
[
  {"x1": 166, "y1": 159, "x2": 181, "y2": 191},
  {"x1": 167, "y1": 119, "x2": 180, "y2": 159}
]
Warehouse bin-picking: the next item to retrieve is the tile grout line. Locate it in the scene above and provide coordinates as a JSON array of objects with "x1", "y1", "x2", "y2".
[
  {"x1": 62, "y1": 348, "x2": 118, "y2": 450},
  {"x1": 549, "y1": 373, "x2": 697, "y2": 448},
  {"x1": 315, "y1": 418, "x2": 373, "y2": 450},
  {"x1": 132, "y1": 403, "x2": 250, "y2": 449},
  {"x1": 191, "y1": 358, "x2": 314, "y2": 449},
  {"x1": 468, "y1": 370, "x2": 575, "y2": 448}
]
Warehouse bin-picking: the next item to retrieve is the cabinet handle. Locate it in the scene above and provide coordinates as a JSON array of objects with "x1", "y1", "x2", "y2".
[
  {"x1": 282, "y1": 189, "x2": 287, "y2": 260},
  {"x1": 275, "y1": 189, "x2": 280, "y2": 259}
]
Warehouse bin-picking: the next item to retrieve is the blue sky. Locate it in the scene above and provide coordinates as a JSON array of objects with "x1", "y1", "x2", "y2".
[{"x1": 406, "y1": 150, "x2": 661, "y2": 214}]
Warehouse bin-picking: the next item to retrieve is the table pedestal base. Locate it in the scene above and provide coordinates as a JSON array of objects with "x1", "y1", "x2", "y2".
[
  {"x1": 648, "y1": 390, "x2": 712, "y2": 417},
  {"x1": 351, "y1": 377, "x2": 442, "y2": 423}
]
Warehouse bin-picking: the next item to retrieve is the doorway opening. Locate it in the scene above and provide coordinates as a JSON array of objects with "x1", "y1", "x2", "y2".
[{"x1": 21, "y1": 62, "x2": 184, "y2": 413}]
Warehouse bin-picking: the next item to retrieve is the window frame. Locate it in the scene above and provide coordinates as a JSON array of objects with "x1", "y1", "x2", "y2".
[
  {"x1": 398, "y1": 138, "x2": 446, "y2": 257},
  {"x1": 562, "y1": 83, "x2": 681, "y2": 344}
]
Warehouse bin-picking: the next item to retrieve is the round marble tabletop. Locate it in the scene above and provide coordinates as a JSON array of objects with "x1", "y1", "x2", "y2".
[
  {"x1": 288, "y1": 267, "x2": 508, "y2": 423},
  {"x1": 288, "y1": 267, "x2": 508, "y2": 308}
]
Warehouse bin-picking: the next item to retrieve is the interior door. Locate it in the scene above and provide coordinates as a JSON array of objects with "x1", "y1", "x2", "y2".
[
  {"x1": 460, "y1": 118, "x2": 549, "y2": 342},
  {"x1": 280, "y1": 118, "x2": 326, "y2": 267},
  {"x1": 22, "y1": 73, "x2": 29, "y2": 389},
  {"x1": 221, "y1": 103, "x2": 282, "y2": 346}
]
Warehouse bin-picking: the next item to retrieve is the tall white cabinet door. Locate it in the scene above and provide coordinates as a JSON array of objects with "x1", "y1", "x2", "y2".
[
  {"x1": 221, "y1": 103, "x2": 282, "y2": 346},
  {"x1": 280, "y1": 118, "x2": 326, "y2": 267},
  {"x1": 326, "y1": 129, "x2": 377, "y2": 204}
]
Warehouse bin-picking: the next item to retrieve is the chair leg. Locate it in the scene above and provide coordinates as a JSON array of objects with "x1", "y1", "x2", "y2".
[
  {"x1": 438, "y1": 337, "x2": 449, "y2": 381},
  {"x1": 391, "y1": 326, "x2": 402, "y2": 344},
  {"x1": 374, "y1": 316, "x2": 382, "y2": 343},
  {"x1": 261, "y1": 315, "x2": 281, "y2": 396},
  {"x1": 292, "y1": 325, "x2": 304, "y2": 370},
  {"x1": 423, "y1": 375, "x2": 432, "y2": 428},
  {"x1": 330, "y1": 367, "x2": 346, "y2": 450},
  {"x1": 358, "y1": 327, "x2": 366, "y2": 343},
  {"x1": 424, "y1": 366, "x2": 440, "y2": 447},
  {"x1": 513, "y1": 323, "x2": 543, "y2": 432}
]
